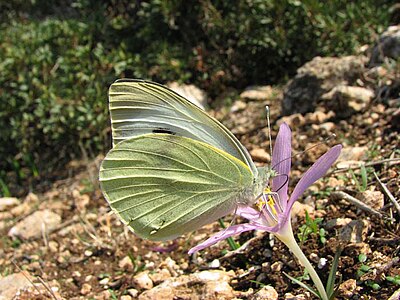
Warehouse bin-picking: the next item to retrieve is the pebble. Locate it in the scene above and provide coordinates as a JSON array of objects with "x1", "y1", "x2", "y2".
[
  {"x1": 80, "y1": 283, "x2": 92, "y2": 295},
  {"x1": 250, "y1": 285, "x2": 278, "y2": 300},
  {"x1": 0, "y1": 272, "x2": 33, "y2": 300},
  {"x1": 0, "y1": 197, "x2": 20, "y2": 211},
  {"x1": 8, "y1": 209, "x2": 62, "y2": 240},
  {"x1": 339, "y1": 219, "x2": 370, "y2": 243},
  {"x1": 271, "y1": 261, "x2": 283, "y2": 272},
  {"x1": 133, "y1": 271, "x2": 154, "y2": 290},
  {"x1": 240, "y1": 85, "x2": 275, "y2": 101},
  {"x1": 338, "y1": 279, "x2": 358, "y2": 297},
  {"x1": 356, "y1": 190, "x2": 384, "y2": 210},
  {"x1": 250, "y1": 148, "x2": 271, "y2": 163}
]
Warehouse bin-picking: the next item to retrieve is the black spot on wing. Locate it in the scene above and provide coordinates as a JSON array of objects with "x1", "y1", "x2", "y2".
[{"x1": 152, "y1": 128, "x2": 176, "y2": 135}]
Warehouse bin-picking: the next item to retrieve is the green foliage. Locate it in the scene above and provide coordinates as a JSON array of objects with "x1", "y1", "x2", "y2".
[
  {"x1": 0, "y1": 0, "x2": 394, "y2": 194},
  {"x1": 297, "y1": 211, "x2": 326, "y2": 245}
]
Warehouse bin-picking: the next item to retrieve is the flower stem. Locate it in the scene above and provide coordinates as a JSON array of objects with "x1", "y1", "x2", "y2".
[{"x1": 276, "y1": 222, "x2": 329, "y2": 300}]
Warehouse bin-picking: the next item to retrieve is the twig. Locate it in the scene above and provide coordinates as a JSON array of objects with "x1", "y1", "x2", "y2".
[
  {"x1": 374, "y1": 171, "x2": 400, "y2": 216},
  {"x1": 330, "y1": 191, "x2": 384, "y2": 217},
  {"x1": 11, "y1": 260, "x2": 41, "y2": 294},
  {"x1": 36, "y1": 276, "x2": 60, "y2": 300}
]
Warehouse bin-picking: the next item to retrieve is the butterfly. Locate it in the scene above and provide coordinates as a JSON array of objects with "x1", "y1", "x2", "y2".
[{"x1": 99, "y1": 79, "x2": 272, "y2": 241}]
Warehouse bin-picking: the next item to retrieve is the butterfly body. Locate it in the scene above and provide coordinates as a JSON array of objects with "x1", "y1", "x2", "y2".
[{"x1": 100, "y1": 79, "x2": 272, "y2": 241}]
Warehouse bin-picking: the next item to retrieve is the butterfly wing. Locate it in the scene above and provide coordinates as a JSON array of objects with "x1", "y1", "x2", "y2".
[
  {"x1": 108, "y1": 79, "x2": 258, "y2": 176},
  {"x1": 99, "y1": 133, "x2": 255, "y2": 241}
]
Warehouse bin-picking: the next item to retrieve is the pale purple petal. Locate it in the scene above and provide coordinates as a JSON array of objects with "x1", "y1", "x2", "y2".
[
  {"x1": 272, "y1": 123, "x2": 291, "y2": 208},
  {"x1": 287, "y1": 144, "x2": 342, "y2": 210},
  {"x1": 236, "y1": 205, "x2": 260, "y2": 221},
  {"x1": 188, "y1": 223, "x2": 259, "y2": 254}
]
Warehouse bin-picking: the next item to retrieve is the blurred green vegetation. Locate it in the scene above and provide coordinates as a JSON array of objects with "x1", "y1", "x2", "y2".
[{"x1": 0, "y1": 0, "x2": 394, "y2": 195}]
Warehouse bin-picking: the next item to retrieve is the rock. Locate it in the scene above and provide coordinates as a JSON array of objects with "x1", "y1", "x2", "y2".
[
  {"x1": 277, "y1": 113, "x2": 306, "y2": 128},
  {"x1": 318, "y1": 122, "x2": 335, "y2": 132},
  {"x1": 148, "y1": 269, "x2": 171, "y2": 284},
  {"x1": 119, "y1": 256, "x2": 133, "y2": 270},
  {"x1": 282, "y1": 55, "x2": 367, "y2": 115},
  {"x1": 240, "y1": 85, "x2": 276, "y2": 101},
  {"x1": 369, "y1": 25, "x2": 400, "y2": 66},
  {"x1": 338, "y1": 279, "x2": 358, "y2": 297},
  {"x1": 356, "y1": 190, "x2": 384, "y2": 210},
  {"x1": 0, "y1": 272, "x2": 33, "y2": 300},
  {"x1": 133, "y1": 271, "x2": 153, "y2": 290},
  {"x1": 336, "y1": 146, "x2": 368, "y2": 165},
  {"x1": 321, "y1": 85, "x2": 374, "y2": 115},
  {"x1": 388, "y1": 287, "x2": 400, "y2": 300},
  {"x1": 121, "y1": 296, "x2": 133, "y2": 300},
  {"x1": 250, "y1": 148, "x2": 271, "y2": 163},
  {"x1": 230, "y1": 100, "x2": 247, "y2": 113},
  {"x1": 8, "y1": 209, "x2": 62, "y2": 240},
  {"x1": 80, "y1": 283, "x2": 92, "y2": 295},
  {"x1": 167, "y1": 82, "x2": 207, "y2": 109},
  {"x1": 250, "y1": 285, "x2": 278, "y2": 300},
  {"x1": 138, "y1": 270, "x2": 235, "y2": 300},
  {"x1": 325, "y1": 218, "x2": 353, "y2": 230},
  {"x1": 284, "y1": 292, "x2": 308, "y2": 299},
  {"x1": 291, "y1": 201, "x2": 315, "y2": 222},
  {"x1": 0, "y1": 197, "x2": 20, "y2": 211},
  {"x1": 270, "y1": 261, "x2": 283, "y2": 272},
  {"x1": 339, "y1": 220, "x2": 370, "y2": 243},
  {"x1": 128, "y1": 289, "x2": 139, "y2": 297}
]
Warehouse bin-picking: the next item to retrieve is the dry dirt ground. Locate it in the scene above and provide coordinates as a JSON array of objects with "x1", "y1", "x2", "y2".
[{"x1": 0, "y1": 68, "x2": 399, "y2": 299}]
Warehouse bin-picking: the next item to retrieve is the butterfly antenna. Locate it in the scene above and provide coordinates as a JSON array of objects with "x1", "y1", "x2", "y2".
[
  {"x1": 271, "y1": 134, "x2": 337, "y2": 170},
  {"x1": 265, "y1": 106, "x2": 273, "y2": 159}
]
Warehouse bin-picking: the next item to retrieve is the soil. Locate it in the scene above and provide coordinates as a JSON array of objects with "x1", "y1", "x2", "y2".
[{"x1": 1, "y1": 77, "x2": 399, "y2": 299}]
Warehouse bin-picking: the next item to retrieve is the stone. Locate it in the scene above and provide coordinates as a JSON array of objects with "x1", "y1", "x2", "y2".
[
  {"x1": 339, "y1": 220, "x2": 370, "y2": 243},
  {"x1": 388, "y1": 287, "x2": 400, "y2": 300},
  {"x1": 148, "y1": 268, "x2": 171, "y2": 284},
  {"x1": 8, "y1": 209, "x2": 62, "y2": 240},
  {"x1": 277, "y1": 113, "x2": 306, "y2": 128},
  {"x1": 250, "y1": 285, "x2": 278, "y2": 300},
  {"x1": 138, "y1": 270, "x2": 235, "y2": 300},
  {"x1": 121, "y1": 296, "x2": 133, "y2": 300},
  {"x1": 240, "y1": 85, "x2": 276, "y2": 101},
  {"x1": 250, "y1": 148, "x2": 271, "y2": 163},
  {"x1": 338, "y1": 279, "x2": 358, "y2": 297},
  {"x1": 133, "y1": 271, "x2": 153, "y2": 290},
  {"x1": 230, "y1": 100, "x2": 247, "y2": 113},
  {"x1": 291, "y1": 201, "x2": 314, "y2": 222},
  {"x1": 80, "y1": 283, "x2": 92, "y2": 295},
  {"x1": 325, "y1": 218, "x2": 353, "y2": 229},
  {"x1": 336, "y1": 146, "x2": 368, "y2": 163},
  {"x1": 321, "y1": 85, "x2": 374, "y2": 115},
  {"x1": 282, "y1": 55, "x2": 367, "y2": 115},
  {"x1": 356, "y1": 190, "x2": 384, "y2": 210},
  {"x1": 167, "y1": 82, "x2": 207, "y2": 109},
  {"x1": 369, "y1": 25, "x2": 400, "y2": 66},
  {"x1": 119, "y1": 256, "x2": 133, "y2": 270},
  {"x1": 0, "y1": 272, "x2": 33, "y2": 300},
  {"x1": 0, "y1": 197, "x2": 20, "y2": 211}
]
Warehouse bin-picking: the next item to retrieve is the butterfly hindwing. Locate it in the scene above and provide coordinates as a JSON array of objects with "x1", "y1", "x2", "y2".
[{"x1": 99, "y1": 134, "x2": 255, "y2": 241}]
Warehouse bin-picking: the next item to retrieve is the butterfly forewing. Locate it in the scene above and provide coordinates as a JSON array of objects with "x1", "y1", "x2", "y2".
[
  {"x1": 108, "y1": 79, "x2": 258, "y2": 176},
  {"x1": 99, "y1": 134, "x2": 255, "y2": 241}
]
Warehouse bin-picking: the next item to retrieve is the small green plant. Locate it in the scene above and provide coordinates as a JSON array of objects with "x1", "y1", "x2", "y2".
[
  {"x1": 350, "y1": 165, "x2": 369, "y2": 192},
  {"x1": 356, "y1": 253, "x2": 381, "y2": 291},
  {"x1": 127, "y1": 251, "x2": 146, "y2": 274},
  {"x1": 386, "y1": 275, "x2": 400, "y2": 286},
  {"x1": 297, "y1": 211, "x2": 326, "y2": 246}
]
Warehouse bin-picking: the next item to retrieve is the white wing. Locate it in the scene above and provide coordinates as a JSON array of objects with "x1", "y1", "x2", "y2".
[{"x1": 108, "y1": 79, "x2": 258, "y2": 176}]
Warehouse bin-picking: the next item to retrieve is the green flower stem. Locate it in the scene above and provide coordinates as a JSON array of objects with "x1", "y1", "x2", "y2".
[
  {"x1": 276, "y1": 222, "x2": 328, "y2": 300},
  {"x1": 218, "y1": 219, "x2": 240, "y2": 250}
]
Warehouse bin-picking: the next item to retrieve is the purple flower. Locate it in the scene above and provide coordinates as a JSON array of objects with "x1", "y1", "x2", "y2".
[{"x1": 189, "y1": 123, "x2": 342, "y2": 254}]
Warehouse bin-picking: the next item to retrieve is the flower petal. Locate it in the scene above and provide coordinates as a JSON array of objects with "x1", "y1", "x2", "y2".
[
  {"x1": 236, "y1": 205, "x2": 260, "y2": 221},
  {"x1": 272, "y1": 123, "x2": 292, "y2": 207},
  {"x1": 287, "y1": 144, "x2": 342, "y2": 210},
  {"x1": 188, "y1": 223, "x2": 259, "y2": 254}
]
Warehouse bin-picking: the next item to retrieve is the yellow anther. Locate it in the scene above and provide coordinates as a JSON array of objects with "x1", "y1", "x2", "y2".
[{"x1": 264, "y1": 187, "x2": 277, "y2": 215}]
